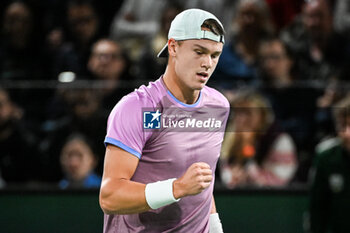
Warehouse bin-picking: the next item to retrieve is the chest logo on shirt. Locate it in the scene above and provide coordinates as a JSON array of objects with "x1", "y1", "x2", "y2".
[
  {"x1": 143, "y1": 107, "x2": 226, "y2": 132},
  {"x1": 143, "y1": 110, "x2": 162, "y2": 129},
  {"x1": 328, "y1": 173, "x2": 344, "y2": 193}
]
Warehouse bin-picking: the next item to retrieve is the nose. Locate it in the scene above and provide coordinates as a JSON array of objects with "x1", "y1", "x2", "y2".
[
  {"x1": 96, "y1": 54, "x2": 111, "y2": 63},
  {"x1": 201, "y1": 55, "x2": 212, "y2": 70},
  {"x1": 67, "y1": 155, "x2": 81, "y2": 169}
]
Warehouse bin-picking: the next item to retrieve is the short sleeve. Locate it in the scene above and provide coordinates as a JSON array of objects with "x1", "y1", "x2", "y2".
[{"x1": 104, "y1": 93, "x2": 151, "y2": 159}]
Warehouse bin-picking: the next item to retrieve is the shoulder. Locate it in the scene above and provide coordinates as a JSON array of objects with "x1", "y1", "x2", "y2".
[
  {"x1": 315, "y1": 137, "x2": 342, "y2": 155},
  {"x1": 202, "y1": 86, "x2": 230, "y2": 108},
  {"x1": 314, "y1": 137, "x2": 343, "y2": 166},
  {"x1": 110, "y1": 79, "x2": 164, "y2": 114}
]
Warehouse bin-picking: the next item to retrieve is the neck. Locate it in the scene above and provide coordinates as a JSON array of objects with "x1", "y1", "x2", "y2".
[{"x1": 162, "y1": 66, "x2": 200, "y2": 105}]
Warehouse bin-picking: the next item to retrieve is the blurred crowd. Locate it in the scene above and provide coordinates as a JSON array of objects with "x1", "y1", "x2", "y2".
[{"x1": 0, "y1": 0, "x2": 350, "y2": 191}]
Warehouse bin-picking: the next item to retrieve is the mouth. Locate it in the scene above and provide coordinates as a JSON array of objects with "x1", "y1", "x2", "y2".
[{"x1": 196, "y1": 72, "x2": 209, "y2": 82}]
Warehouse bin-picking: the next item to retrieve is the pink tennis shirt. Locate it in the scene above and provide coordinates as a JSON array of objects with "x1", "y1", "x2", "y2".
[{"x1": 104, "y1": 77, "x2": 229, "y2": 233}]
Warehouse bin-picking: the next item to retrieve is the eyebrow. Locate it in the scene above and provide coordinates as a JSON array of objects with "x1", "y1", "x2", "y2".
[{"x1": 193, "y1": 44, "x2": 222, "y2": 56}]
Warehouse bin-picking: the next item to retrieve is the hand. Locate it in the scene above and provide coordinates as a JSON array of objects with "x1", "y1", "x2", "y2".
[{"x1": 173, "y1": 162, "x2": 213, "y2": 199}]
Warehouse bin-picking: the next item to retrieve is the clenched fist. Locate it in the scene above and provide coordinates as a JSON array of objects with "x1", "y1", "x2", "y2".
[{"x1": 173, "y1": 162, "x2": 213, "y2": 199}]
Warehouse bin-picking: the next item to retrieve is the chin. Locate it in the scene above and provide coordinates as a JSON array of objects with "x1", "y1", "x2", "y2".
[{"x1": 193, "y1": 84, "x2": 205, "y2": 90}]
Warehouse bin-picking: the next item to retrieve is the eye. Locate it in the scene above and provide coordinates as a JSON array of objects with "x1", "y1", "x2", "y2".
[
  {"x1": 211, "y1": 53, "x2": 221, "y2": 60},
  {"x1": 195, "y1": 50, "x2": 203, "y2": 55}
]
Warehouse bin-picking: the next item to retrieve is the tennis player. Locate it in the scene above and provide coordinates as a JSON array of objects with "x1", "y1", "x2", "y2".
[{"x1": 99, "y1": 9, "x2": 229, "y2": 232}]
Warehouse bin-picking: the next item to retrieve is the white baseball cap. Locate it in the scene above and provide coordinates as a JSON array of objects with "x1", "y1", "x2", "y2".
[{"x1": 157, "y1": 8, "x2": 225, "y2": 57}]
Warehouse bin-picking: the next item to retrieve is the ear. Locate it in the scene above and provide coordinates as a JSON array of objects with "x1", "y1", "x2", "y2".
[{"x1": 167, "y1": 38, "x2": 177, "y2": 57}]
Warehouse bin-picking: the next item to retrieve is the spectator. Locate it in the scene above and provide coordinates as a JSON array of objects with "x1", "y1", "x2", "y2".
[
  {"x1": 44, "y1": 0, "x2": 123, "y2": 50},
  {"x1": 59, "y1": 133, "x2": 101, "y2": 189},
  {"x1": 314, "y1": 79, "x2": 347, "y2": 146},
  {"x1": 137, "y1": 3, "x2": 183, "y2": 81},
  {"x1": 40, "y1": 87, "x2": 107, "y2": 181},
  {"x1": 87, "y1": 38, "x2": 135, "y2": 110},
  {"x1": 280, "y1": 0, "x2": 350, "y2": 81},
  {"x1": 0, "y1": 1, "x2": 48, "y2": 81},
  {"x1": 109, "y1": 0, "x2": 169, "y2": 62},
  {"x1": 220, "y1": 91, "x2": 297, "y2": 188},
  {"x1": 0, "y1": 88, "x2": 40, "y2": 185},
  {"x1": 257, "y1": 37, "x2": 319, "y2": 183},
  {"x1": 53, "y1": 0, "x2": 102, "y2": 78},
  {"x1": 309, "y1": 95, "x2": 350, "y2": 233},
  {"x1": 212, "y1": 0, "x2": 274, "y2": 89},
  {"x1": 258, "y1": 37, "x2": 296, "y2": 88},
  {"x1": 0, "y1": 1, "x2": 53, "y2": 125}
]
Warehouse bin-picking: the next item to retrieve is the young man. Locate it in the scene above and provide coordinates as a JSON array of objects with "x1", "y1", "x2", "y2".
[
  {"x1": 309, "y1": 96, "x2": 350, "y2": 233},
  {"x1": 99, "y1": 9, "x2": 229, "y2": 232}
]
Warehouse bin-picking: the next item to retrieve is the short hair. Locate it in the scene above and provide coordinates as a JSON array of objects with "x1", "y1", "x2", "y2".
[
  {"x1": 260, "y1": 36, "x2": 294, "y2": 58},
  {"x1": 201, "y1": 18, "x2": 225, "y2": 36},
  {"x1": 176, "y1": 19, "x2": 225, "y2": 47}
]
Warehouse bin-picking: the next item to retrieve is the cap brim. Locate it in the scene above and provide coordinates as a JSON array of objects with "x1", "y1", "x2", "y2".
[{"x1": 157, "y1": 43, "x2": 168, "y2": 57}]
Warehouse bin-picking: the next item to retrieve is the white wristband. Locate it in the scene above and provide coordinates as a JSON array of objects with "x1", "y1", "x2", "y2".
[
  {"x1": 145, "y1": 178, "x2": 180, "y2": 209},
  {"x1": 209, "y1": 213, "x2": 224, "y2": 233}
]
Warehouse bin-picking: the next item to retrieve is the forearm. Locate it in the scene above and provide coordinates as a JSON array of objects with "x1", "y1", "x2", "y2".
[
  {"x1": 99, "y1": 178, "x2": 150, "y2": 215},
  {"x1": 211, "y1": 196, "x2": 217, "y2": 214},
  {"x1": 100, "y1": 149, "x2": 213, "y2": 215}
]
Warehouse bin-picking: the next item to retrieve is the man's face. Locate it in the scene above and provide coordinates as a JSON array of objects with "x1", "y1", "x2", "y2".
[
  {"x1": 68, "y1": 5, "x2": 98, "y2": 43},
  {"x1": 88, "y1": 41, "x2": 125, "y2": 80},
  {"x1": 172, "y1": 39, "x2": 223, "y2": 90},
  {"x1": 259, "y1": 40, "x2": 292, "y2": 80},
  {"x1": 302, "y1": 0, "x2": 331, "y2": 40}
]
